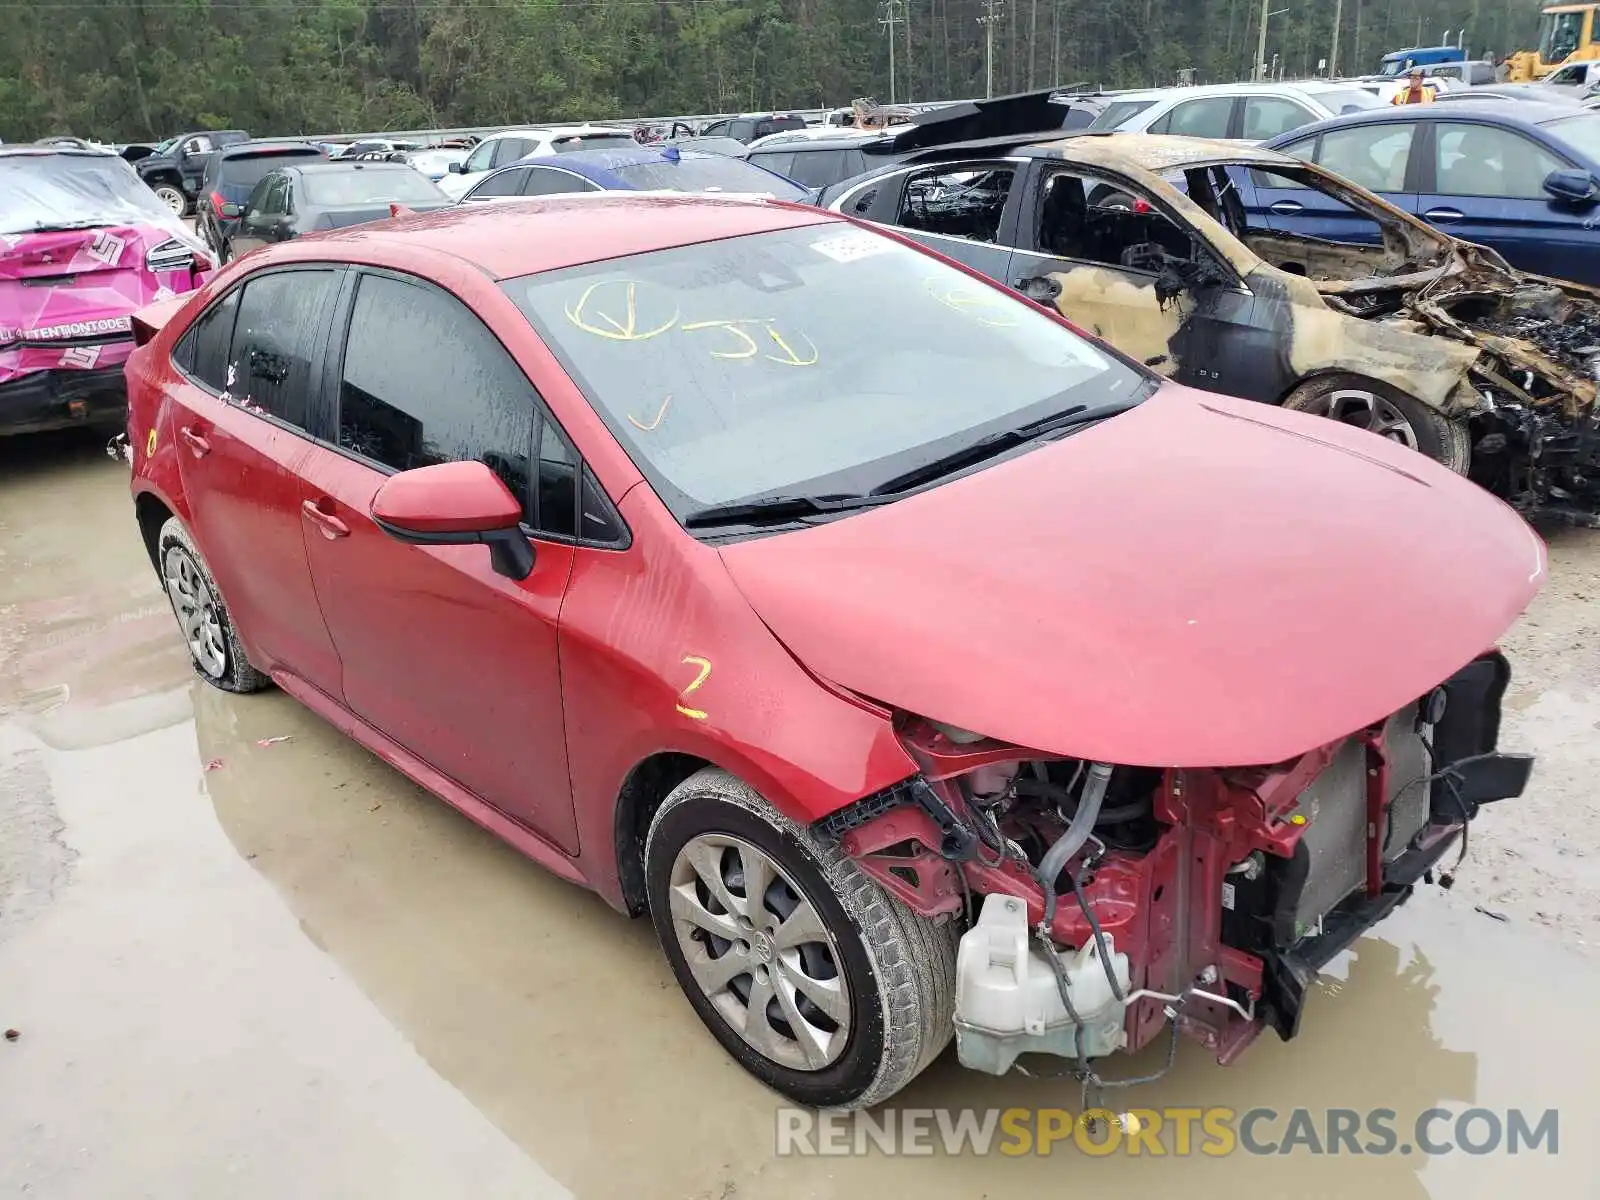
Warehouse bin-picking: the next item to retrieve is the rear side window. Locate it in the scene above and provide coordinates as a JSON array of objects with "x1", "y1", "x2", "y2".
[
  {"x1": 467, "y1": 168, "x2": 529, "y2": 199},
  {"x1": 1242, "y1": 97, "x2": 1314, "y2": 140},
  {"x1": 175, "y1": 289, "x2": 241, "y2": 389},
  {"x1": 336, "y1": 273, "x2": 544, "y2": 526},
  {"x1": 1088, "y1": 99, "x2": 1157, "y2": 131},
  {"x1": 523, "y1": 168, "x2": 598, "y2": 196},
  {"x1": 225, "y1": 270, "x2": 340, "y2": 427},
  {"x1": 749, "y1": 150, "x2": 795, "y2": 178},
  {"x1": 786, "y1": 149, "x2": 859, "y2": 188},
  {"x1": 493, "y1": 137, "x2": 538, "y2": 166},
  {"x1": 1150, "y1": 97, "x2": 1235, "y2": 138},
  {"x1": 897, "y1": 163, "x2": 1016, "y2": 243}
]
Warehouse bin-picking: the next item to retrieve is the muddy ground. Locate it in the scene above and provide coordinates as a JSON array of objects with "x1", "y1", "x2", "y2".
[{"x1": 2, "y1": 431, "x2": 1597, "y2": 1198}]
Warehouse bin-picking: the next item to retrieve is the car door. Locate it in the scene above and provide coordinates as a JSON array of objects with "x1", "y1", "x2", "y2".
[
  {"x1": 166, "y1": 267, "x2": 346, "y2": 693},
  {"x1": 293, "y1": 269, "x2": 582, "y2": 852},
  {"x1": 178, "y1": 135, "x2": 214, "y2": 195},
  {"x1": 1418, "y1": 120, "x2": 1587, "y2": 279},
  {"x1": 233, "y1": 174, "x2": 277, "y2": 255},
  {"x1": 1009, "y1": 163, "x2": 1273, "y2": 396},
  {"x1": 846, "y1": 158, "x2": 1024, "y2": 278},
  {"x1": 1147, "y1": 95, "x2": 1239, "y2": 139},
  {"x1": 1253, "y1": 121, "x2": 1421, "y2": 241}
]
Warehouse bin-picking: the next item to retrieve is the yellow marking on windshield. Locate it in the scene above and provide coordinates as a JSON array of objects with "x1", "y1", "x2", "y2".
[
  {"x1": 925, "y1": 277, "x2": 1020, "y2": 327},
  {"x1": 682, "y1": 319, "x2": 761, "y2": 360},
  {"x1": 764, "y1": 324, "x2": 818, "y2": 366},
  {"x1": 628, "y1": 394, "x2": 672, "y2": 432},
  {"x1": 565, "y1": 280, "x2": 678, "y2": 341},
  {"x1": 676, "y1": 655, "x2": 713, "y2": 720}
]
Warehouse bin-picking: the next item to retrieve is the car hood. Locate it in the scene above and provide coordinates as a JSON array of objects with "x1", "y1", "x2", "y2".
[{"x1": 718, "y1": 384, "x2": 1543, "y2": 767}]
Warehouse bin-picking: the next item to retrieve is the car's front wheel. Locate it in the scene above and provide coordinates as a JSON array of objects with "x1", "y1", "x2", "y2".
[
  {"x1": 157, "y1": 516, "x2": 270, "y2": 694},
  {"x1": 1282, "y1": 374, "x2": 1470, "y2": 474},
  {"x1": 152, "y1": 184, "x2": 186, "y2": 215},
  {"x1": 646, "y1": 768, "x2": 957, "y2": 1108}
]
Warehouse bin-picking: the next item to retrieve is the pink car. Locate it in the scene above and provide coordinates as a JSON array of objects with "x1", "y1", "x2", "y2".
[{"x1": 1, "y1": 146, "x2": 211, "y2": 436}]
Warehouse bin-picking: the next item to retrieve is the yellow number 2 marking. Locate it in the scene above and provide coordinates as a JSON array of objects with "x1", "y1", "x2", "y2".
[
  {"x1": 145, "y1": 428, "x2": 158, "y2": 458},
  {"x1": 676, "y1": 655, "x2": 712, "y2": 720}
]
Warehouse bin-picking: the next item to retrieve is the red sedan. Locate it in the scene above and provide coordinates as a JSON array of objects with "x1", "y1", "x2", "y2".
[{"x1": 126, "y1": 196, "x2": 1539, "y2": 1109}]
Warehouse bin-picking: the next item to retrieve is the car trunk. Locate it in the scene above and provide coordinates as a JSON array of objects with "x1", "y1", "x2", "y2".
[{"x1": 312, "y1": 200, "x2": 453, "y2": 229}]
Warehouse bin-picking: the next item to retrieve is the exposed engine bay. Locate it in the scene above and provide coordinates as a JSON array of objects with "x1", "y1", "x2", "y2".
[{"x1": 818, "y1": 652, "x2": 1532, "y2": 1098}]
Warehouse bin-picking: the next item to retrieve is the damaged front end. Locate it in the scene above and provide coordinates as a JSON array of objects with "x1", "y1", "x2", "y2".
[
  {"x1": 816, "y1": 654, "x2": 1531, "y2": 1091},
  {"x1": 1410, "y1": 257, "x2": 1600, "y2": 525}
]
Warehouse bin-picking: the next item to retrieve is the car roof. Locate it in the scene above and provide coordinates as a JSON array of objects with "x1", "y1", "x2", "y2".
[
  {"x1": 0, "y1": 146, "x2": 118, "y2": 160},
  {"x1": 1110, "y1": 80, "x2": 1362, "y2": 101},
  {"x1": 748, "y1": 131, "x2": 888, "y2": 151},
  {"x1": 218, "y1": 139, "x2": 323, "y2": 158},
  {"x1": 484, "y1": 124, "x2": 628, "y2": 140},
  {"x1": 1261, "y1": 100, "x2": 1587, "y2": 145},
  {"x1": 295, "y1": 194, "x2": 834, "y2": 279}
]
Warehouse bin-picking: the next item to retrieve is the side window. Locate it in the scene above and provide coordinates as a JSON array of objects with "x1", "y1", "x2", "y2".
[
  {"x1": 1036, "y1": 170, "x2": 1196, "y2": 269},
  {"x1": 183, "y1": 136, "x2": 213, "y2": 156},
  {"x1": 468, "y1": 168, "x2": 528, "y2": 199},
  {"x1": 897, "y1": 163, "x2": 1016, "y2": 243},
  {"x1": 1242, "y1": 97, "x2": 1314, "y2": 141},
  {"x1": 336, "y1": 273, "x2": 539, "y2": 521},
  {"x1": 534, "y1": 418, "x2": 578, "y2": 537},
  {"x1": 262, "y1": 176, "x2": 289, "y2": 215},
  {"x1": 522, "y1": 168, "x2": 597, "y2": 196},
  {"x1": 1318, "y1": 123, "x2": 1415, "y2": 193},
  {"x1": 842, "y1": 183, "x2": 879, "y2": 216},
  {"x1": 245, "y1": 175, "x2": 275, "y2": 214},
  {"x1": 494, "y1": 137, "x2": 536, "y2": 166},
  {"x1": 786, "y1": 149, "x2": 845, "y2": 188},
  {"x1": 732, "y1": 120, "x2": 756, "y2": 141},
  {"x1": 226, "y1": 270, "x2": 339, "y2": 427},
  {"x1": 176, "y1": 288, "x2": 241, "y2": 389},
  {"x1": 1434, "y1": 124, "x2": 1567, "y2": 199},
  {"x1": 1151, "y1": 97, "x2": 1235, "y2": 138},
  {"x1": 701, "y1": 121, "x2": 730, "y2": 137},
  {"x1": 462, "y1": 140, "x2": 497, "y2": 174},
  {"x1": 750, "y1": 151, "x2": 795, "y2": 179}
]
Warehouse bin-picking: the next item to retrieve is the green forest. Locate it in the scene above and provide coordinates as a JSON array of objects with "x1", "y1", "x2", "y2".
[{"x1": 0, "y1": 0, "x2": 1545, "y2": 142}]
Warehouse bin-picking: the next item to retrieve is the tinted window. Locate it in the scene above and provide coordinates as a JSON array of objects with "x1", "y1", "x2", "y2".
[
  {"x1": 551, "y1": 133, "x2": 636, "y2": 153},
  {"x1": 1242, "y1": 97, "x2": 1313, "y2": 140},
  {"x1": 534, "y1": 418, "x2": 578, "y2": 537},
  {"x1": 522, "y1": 168, "x2": 597, "y2": 196},
  {"x1": 337, "y1": 273, "x2": 538, "y2": 521},
  {"x1": 245, "y1": 174, "x2": 275, "y2": 214},
  {"x1": 897, "y1": 163, "x2": 1015, "y2": 243},
  {"x1": 177, "y1": 288, "x2": 241, "y2": 389},
  {"x1": 219, "y1": 150, "x2": 322, "y2": 192},
  {"x1": 226, "y1": 270, "x2": 338, "y2": 427},
  {"x1": 493, "y1": 137, "x2": 538, "y2": 166},
  {"x1": 748, "y1": 150, "x2": 795, "y2": 178},
  {"x1": 785, "y1": 148, "x2": 863, "y2": 188},
  {"x1": 1152, "y1": 97, "x2": 1234, "y2": 138},
  {"x1": 1088, "y1": 99, "x2": 1157, "y2": 131},
  {"x1": 1434, "y1": 123, "x2": 1568, "y2": 198},
  {"x1": 462, "y1": 140, "x2": 497, "y2": 174},
  {"x1": 1318, "y1": 123, "x2": 1415, "y2": 192},
  {"x1": 468, "y1": 167, "x2": 530, "y2": 199}
]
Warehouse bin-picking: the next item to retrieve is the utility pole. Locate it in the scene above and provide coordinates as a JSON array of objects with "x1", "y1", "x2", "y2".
[
  {"x1": 1255, "y1": 0, "x2": 1270, "y2": 79},
  {"x1": 1330, "y1": 0, "x2": 1342, "y2": 75},
  {"x1": 1028, "y1": 0, "x2": 1038, "y2": 88},
  {"x1": 978, "y1": 0, "x2": 1004, "y2": 98},
  {"x1": 1052, "y1": 0, "x2": 1062, "y2": 86},
  {"x1": 879, "y1": 0, "x2": 903, "y2": 103}
]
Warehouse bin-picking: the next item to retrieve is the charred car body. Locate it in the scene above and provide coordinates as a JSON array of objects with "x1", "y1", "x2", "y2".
[{"x1": 821, "y1": 117, "x2": 1600, "y2": 523}]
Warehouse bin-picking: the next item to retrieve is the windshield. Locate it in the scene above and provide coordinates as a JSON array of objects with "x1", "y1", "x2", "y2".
[
  {"x1": 611, "y1": 154, "x2": 807, "y2": 197},
  {"x1": 0, "y1": 151, "x2": 201, "y2": 242},
  {"x1": 1315, "y1": 87, "x2": 1384, "y2": 114},
  {"x1": 301, "y1": 167, "x2": 443, "y2": 205},
  {"x1": 1543, "y1": 112, "x2": 1600, "y2": 158},
  {"x1": 506, "y1": 223, "x2": 1146, "y2": 515},
  {"x1": 1540, "y1": 10, "x2": 1587, "y2": 61},
  {"x1": 1380, "y1": 57, "x2": 1406, "y2": 75},
  {"x1": 1088, "y1": 99, "x2": 1158, "y2": 130}
]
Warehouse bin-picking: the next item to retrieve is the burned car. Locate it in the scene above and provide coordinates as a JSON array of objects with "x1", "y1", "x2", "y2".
[
  {"x1": 822, "y1": 129, "x2": 1600, "y2": 523},
  {"x1": 1, "y1": 147, "x2": 211, "y2": 436}
]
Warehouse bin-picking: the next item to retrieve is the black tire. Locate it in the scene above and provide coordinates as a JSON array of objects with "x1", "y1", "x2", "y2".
[
  {"x1": 156, "y1": 516, "x2": 271, "y2": 694},
  {"x1": 1282, "y1": 373, "x2": 1470, "y2": 474},
  {"x1": 645, "y1": 768, "x2": 957, "y2": 1109}
]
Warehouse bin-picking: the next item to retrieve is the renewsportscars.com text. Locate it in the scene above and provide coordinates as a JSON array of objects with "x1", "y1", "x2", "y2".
[{"x1": 775, "y1": 1106, "x2": 1559, "y2": 1158}]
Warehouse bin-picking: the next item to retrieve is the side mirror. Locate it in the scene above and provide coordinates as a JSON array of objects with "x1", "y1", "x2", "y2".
[
  {"x1": 448, "y1": 161, "x2": 466, "y2": 174},
  {"x1": 1542, "y1": 168, "x2": 1598, "y2": 206},
  {"x1": 220, "y1": 201, "x2": 243, "y2": 219},
  {"x1": 371, "y1": 460, "x2": 534, "y2": 580}
]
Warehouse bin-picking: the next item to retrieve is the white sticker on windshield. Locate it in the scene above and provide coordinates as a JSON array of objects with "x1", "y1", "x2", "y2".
[{"x1": 810, "y1": 231, "x2": 891, "y2": 263}]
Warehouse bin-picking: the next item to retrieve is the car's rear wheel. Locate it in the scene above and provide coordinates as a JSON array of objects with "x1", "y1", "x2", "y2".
[
  {"x1": 1282, "y1": 374, "x2": 1470, "y2": 474},
  {"x1": 645, "y1": 768, "x2": 957, "y2": 1108},
  {"x1": 152, "y1": 184, "x2": 186, "y2": 215},
  {"x1": 157, "y1": 517, "x2": 270, "y2": 694}
]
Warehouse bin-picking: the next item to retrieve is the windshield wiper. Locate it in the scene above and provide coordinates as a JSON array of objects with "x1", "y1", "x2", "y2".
[
  {"x1": 869, "y1": 403, "x2": 1095, "y2": 496},
  {"x1": 683, "y1": 492, "x2": 897, "y2": 529}
]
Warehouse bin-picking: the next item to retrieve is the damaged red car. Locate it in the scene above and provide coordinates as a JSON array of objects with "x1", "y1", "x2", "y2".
[{"x1": 125, "y1": 196, "x2": 1538, "y2": 1109}]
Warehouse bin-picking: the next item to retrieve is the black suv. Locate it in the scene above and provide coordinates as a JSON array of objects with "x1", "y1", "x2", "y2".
[
  {"x1": 134, "y1": 130, "x2": 249, "y2": 214},
  {"x1": 196, "y1": 140, "x2": 326, "y2": 261}
]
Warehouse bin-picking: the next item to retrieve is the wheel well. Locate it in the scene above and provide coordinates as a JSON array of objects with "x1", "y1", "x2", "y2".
[
  {"x1": 143, "y1": 170, "x2": 182, "y2": 189},
  {"x1": 134, "y1": 493, "x2": 173, "y2": 571},
  {"x1": 614, "y1": 752, "x2": 711, "y2": 916}
]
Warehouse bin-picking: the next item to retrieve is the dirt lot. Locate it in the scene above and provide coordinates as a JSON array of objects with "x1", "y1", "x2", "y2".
[{"x1": 2, "y1": 430, "x2": 1598, "y2": 1198}]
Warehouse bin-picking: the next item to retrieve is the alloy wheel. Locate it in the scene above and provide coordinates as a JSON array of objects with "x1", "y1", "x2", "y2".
[
  {"x1": 154, "y1": 186, "x2": 185, "y2": 215},
  {"x1": 667, "y1": 833, "x2": 851, "y2": 1071},
  {"x1": 163, "y1": 546, "x2": 227, "y2": 679},
  {"x1": 1302, "y1": 387, "x2": 1420, "y2": 450}
]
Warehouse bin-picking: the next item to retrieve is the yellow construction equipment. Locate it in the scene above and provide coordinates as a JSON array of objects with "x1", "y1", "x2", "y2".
[{"x1": 1507, "y1": 3, "x2": 1600, "y2": 80}]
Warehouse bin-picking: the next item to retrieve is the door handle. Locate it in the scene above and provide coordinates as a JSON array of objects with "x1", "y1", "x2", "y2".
[
  {"x1": 1423, "y1": 207, "x2": 1464, "y2": 223},
  {"x1": 179, "y1": 425, "x2": 210, "y2": 458},
  {"x1": 301, "y1": 498, "x2": 350, "y2": 539},
  {"x1": 1268, "y1": 200, "x2": 1304, "y2": 215}
]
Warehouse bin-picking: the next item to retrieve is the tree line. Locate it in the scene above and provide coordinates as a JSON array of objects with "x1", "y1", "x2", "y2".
[{"x1": 0, "y1": 0, "x2": 1544, "y2": 143}]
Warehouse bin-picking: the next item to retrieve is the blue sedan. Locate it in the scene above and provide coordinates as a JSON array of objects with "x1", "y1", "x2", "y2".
[
  {"x1": 1252, "y1": 101, "x2": 1600, "y2": 284},
  {"x1": 457, "y1": 144, "x2": 808, "y2": 202}
]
